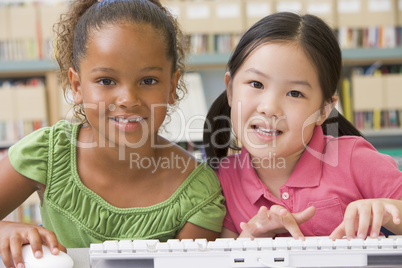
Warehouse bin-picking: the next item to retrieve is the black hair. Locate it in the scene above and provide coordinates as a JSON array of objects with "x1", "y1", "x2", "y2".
[{"x1": 203, "y1": 12, "x2": 363, "y2": 162}]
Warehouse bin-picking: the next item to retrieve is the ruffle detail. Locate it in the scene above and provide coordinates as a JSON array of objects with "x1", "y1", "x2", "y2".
[
  {"x1": 8, "y1": 125, "x2": 52, "y2": 185},
  {"x1": 44, "y1": 121, "x2": 225, "y2": 242}
]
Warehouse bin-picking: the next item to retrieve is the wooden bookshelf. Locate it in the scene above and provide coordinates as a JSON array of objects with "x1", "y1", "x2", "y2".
[
  {"x1": 187, "y1": 48, "x2": 402, "y2": 68},
  {"x1": 0, "y1": 141, "x2": 15, "y2": 148},
  {"x1": 187, "y1": 52, "x2": 232, "y2": 69},
  {"x1": 342, "y1": 48, "x2": 402, "y2": 64},
  {"x1": 0, "y1": 61, "x2": 60, "y2": 126},
  {"x1": 1, "y1": 48, "x2": 402, "y2": 71},
  {"x1": 363, "y1": 129, "x2": 402, "y2": 149},
  {"x1": 0, "y1": 60, "x2": 58, "y2": 74}
]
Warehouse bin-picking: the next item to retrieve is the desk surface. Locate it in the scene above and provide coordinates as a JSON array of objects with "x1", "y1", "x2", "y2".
[{"x1": 0, "y1": 248, "x2": 89, "y2": 268}]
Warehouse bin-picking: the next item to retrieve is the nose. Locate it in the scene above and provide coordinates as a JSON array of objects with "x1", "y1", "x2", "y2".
[
  {"x1": 115, "y1": 86, "x2": 141, "y2": 109},
  {"x1": 256, "y1": 90, "x2": 283, "y2": 119}
]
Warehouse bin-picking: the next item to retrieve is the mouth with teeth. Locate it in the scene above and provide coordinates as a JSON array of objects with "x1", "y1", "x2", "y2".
[
  {"x1": 252, "y1": 125, "x2": 282, "y2": 136},
  {"x1": 111, "y1": 117, "x2": 144, "y2": 123},
  {"x1": 110, "y1": 116, "x2": 145, "y2": 132}
]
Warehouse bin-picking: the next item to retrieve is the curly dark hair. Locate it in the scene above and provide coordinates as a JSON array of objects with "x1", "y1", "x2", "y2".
[{"x1": 53, "y1": 0, "x2": 188, "y2": 123}]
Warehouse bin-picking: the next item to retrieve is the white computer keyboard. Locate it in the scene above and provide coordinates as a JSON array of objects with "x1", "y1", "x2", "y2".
[{"x1": 89, "y1": 236, "x2": 402, "y2": 268}]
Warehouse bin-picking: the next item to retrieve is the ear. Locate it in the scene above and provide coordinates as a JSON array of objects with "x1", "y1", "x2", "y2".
[
  {"x1": 316, "y1": 95, "x2": 338, "y2": 126},
  {"x1": 224, "y1": 72, "x2": 232, "y2": 107},
  {"x1": 169, "y1": 69, "x2": 180, "y2": 105},
  {"x1": 69, "y1": 67, "x2": 83, "y2": 104}
]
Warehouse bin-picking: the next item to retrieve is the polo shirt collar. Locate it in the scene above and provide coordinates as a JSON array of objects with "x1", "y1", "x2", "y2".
[
  {"x1": 285, "y1": 126, "x2": 327, "y2": 188},
  {"x1": 238, "y1": 147, "x2": 268, "y2": 204}
]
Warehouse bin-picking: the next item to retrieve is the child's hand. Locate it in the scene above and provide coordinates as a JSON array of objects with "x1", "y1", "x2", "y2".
[
  {"x1": 0, "y1": 221, "x2": 65, "y2": 268},
  {"x1": 329, "y1": 198, "x2": 401, "y2": 240},
  {"x1": 239, "y1": 205, "x2": 316, "y2": 240}
]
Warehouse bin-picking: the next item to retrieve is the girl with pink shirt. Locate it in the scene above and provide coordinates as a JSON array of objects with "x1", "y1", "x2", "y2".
[{"x1": 203, "y1": 12, "x2": 402, "y2": 240}]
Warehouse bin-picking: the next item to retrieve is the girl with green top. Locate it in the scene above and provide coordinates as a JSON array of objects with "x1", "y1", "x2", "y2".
[{"x1": 0, "y1": 0, "x2": 225, "y2": 267}]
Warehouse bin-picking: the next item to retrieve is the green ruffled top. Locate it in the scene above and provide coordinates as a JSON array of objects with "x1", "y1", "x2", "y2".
[{"x1": 8, "y1": 121, "x2": 225, "y2": 248}]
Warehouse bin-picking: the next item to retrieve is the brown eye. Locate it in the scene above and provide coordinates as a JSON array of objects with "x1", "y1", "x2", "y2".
[
  {"x1": 287, "y1": 91, "x2": 303, "y2": 98},
  {"x1": 141, "y1": 78, "x2": 157, "y2": 85},
  {"x1": 251, "y1": 81, "x2": 263, "y2": 89},
  {"x1": 99, "y1": 79, "x2": 115, "y2": 86}
]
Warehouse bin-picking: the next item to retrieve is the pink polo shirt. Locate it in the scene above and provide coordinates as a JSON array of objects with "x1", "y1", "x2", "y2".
[{"x1": 216, "y1": 126, "x2": 402, "y2": 236}]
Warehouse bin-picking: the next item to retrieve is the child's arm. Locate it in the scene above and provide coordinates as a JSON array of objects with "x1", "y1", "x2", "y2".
[
  {"x1": 0, "y1": 156, "x2": 65, "y2": 268},
  {"x1": 220, "y1": 227, "x2": 239, "y2": 238},
  {"x1": 176, "y1": 222, "x2": 220, "y2": 241},
  {"x1": 239, "y1": 205, "x2": 316, "y2": 240},
  {"x1": 330, "y1": 198, "x2": 402, "y2": 240}
]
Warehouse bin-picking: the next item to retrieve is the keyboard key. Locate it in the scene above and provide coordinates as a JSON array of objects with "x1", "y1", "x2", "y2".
[
  {"x1": 350, "y1": 239, "x2": 364, "y2": 249},
  {"x1": 155, "y1": 242, "x2": 170, "y2": 252},
  {"x1": 319, "y1": 239, "x2": 334, "y2": 250},
  {"x1": 236, "y1": 237, "x2": 252, "y2": 242},
  {"x1": 103, "y1": 241, "x2": 119, "y2": 253},
  {"x1": 304, "y1": 239, "x2": 319, "y2": 250},
  {"x1": 215, "y1": 238, "x2": 235, "y2": 243},
  {"x1": 289, "y1": 239, "x2": 303, "y2": 250},
  {"x1": 167, "y1": 240, "x2": 184, "y2": 252},
  {"x1": 229, "y1": 239, "x2": 244, "y2": 251},
  {"x1": 194, "y1": 239, "x2": 208, "y2": 251},
  {"x1": 183, "y1": 240, "x2": 199, "y2": 252},
  {"x1": 365, "y1": 237, "x2": 380, "y2": 249},
  {"x1": 274, "y1": 238, "x2": 289, "y2": 250},
  {"x1": 255, "y1": 238, "x2": 274, "y2": 250},
  {"x1": 380, "y1": 238, "x2": 394, "y2": 249},
  {"x1": 89, "y1": 243, "x2": 104, "y2": 254},
  {"x1": 133, "y1": 240, "x2": 149, "y2": 253},
  {"x1": 334, "y1": 239, "x2": 349, "y2": 250},
  {"x1": 243, "y1": 240, "x2": 258, "y2": 251},
  {"x1": 395, "y1": 238, "x2": 402, "y2": 249},
  {"x1": 207, "y1": 240, "x2": 228, "y2": 251},
  {"x1": 118, "y1": 240, "x2": 133, "y2": 253}
]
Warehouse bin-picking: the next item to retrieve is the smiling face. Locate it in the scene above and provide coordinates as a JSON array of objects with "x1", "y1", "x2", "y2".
[
  {"x1": 69, "y1": 23, "x2": 179, "y2": 148},
  {"x1": 227, "y1": 41, "x2": 326, "y2": 162}
]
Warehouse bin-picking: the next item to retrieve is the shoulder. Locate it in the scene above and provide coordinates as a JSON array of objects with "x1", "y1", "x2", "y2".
[
  {"x1": 323, "y1": 135, "x2": 373, "y2": 160},
  {"x1": 9, "y1": 120, "x2": 75, "y2": 158},
  {"x1": 179, "y1": 163, "x2": 226, "y2": 233},
  {"x1": 50, "y1": 120, "x2": 77, "y2": 143},
  {"x1": 338, "y1": 136, "x2": 402, "y2": 198},
  {"x1": 214, "y1": 151, "x2": 250, "y2": 184},
  {"x1": 185, "y1": 163, "x2": 222, "y2": 193},
  {"x1": 327, "y1": 135, "x2": 390, "y2": 163},
  {"x1": 327, "y1": 135, "x2": 401, "y2": 178},
  {"x1": 8, "y1": 120, "x2": 77, "y2": 184}
]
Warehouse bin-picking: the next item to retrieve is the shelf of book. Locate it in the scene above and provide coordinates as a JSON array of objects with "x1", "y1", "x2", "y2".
[
  {"x1": 342, "y1": 47, "x2": 402, "y2": 64},
  {"x1": 364, "y1": 129, "x2": 402, "y2": 149},
  {"x1": 187, "y1": 48, "x2": 402, "y2": 68},
  {"x1": 362, "y1": 128, "x2": 402, "y2": 137},
  {"x1": 1, "y1": 48, "x2": 402, "y2": 71},
  {"x1": 0, "y1": 60, "x2": 58, "y2": 74},
  {"x1": 187, "y1": 52, "x2": 232, "y2": 68},
  {"x1": 0, "y1": 141, "x2": 15, "y2": 148}
]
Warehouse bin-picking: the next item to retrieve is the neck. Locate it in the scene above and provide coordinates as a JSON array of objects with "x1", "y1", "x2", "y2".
[
  {"x1": 251, "y1": 151, "x2": 303, "y2": 199},
  {"x1": 77, "y1": 125, "x2": 167, "y2": 178}
]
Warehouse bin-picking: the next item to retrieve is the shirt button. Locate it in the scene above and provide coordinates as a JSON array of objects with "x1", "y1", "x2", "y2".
[{"x1": 282, "y1": 192, "x2": 289, "y2": 200}]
